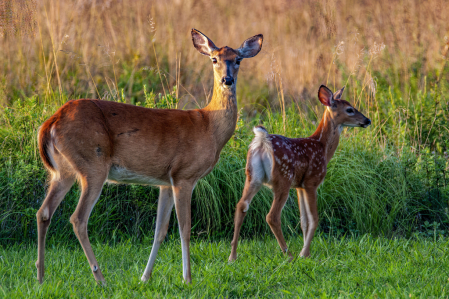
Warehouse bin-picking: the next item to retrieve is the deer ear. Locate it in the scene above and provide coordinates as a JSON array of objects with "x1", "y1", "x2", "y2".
[
  {"x1": 318, "y1": 85, "x2": 335, "y2": 107},
  {"x1": 333, "y1": 86, "x2": 345, "y2": 100},
  {"x1": 237, "y1": 34, "x2": 263, "y2": 58},
  {"x1": 191, "y1": 29, "x2": 218, "y2": 56}
]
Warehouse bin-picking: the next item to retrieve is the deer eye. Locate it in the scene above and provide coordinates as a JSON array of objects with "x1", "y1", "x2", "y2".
[
  {"x1": 212, "y1": 58, "x2": 217, "y2": 64},
  {"x1": 236, "y1": 59, "x2": 241, "y2": 65},
  {"x1": 346, "y1": 108, "x2": 354, "y2": 114}
]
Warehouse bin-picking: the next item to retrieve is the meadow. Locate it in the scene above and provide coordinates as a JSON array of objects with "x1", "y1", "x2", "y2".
[
  {"x1": 1, "y1": 0, "x2": 449, "y2": 297},
  {"x1": 2, "y1": 236, "x2": 449, "y2": 297}
]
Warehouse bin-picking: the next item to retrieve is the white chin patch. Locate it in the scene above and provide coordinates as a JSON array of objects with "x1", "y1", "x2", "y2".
[{"x1": 342, "y1": 124, "x2": 359, "y2": 128}]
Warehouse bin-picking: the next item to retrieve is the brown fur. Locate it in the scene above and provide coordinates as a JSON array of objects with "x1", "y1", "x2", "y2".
[
  {"x1": 35, "y1": 29, "x2": 263, "y2": 284},
  {"x1": 229, "y1": 85, "x2": 371, "y2": 262},
  {"x1": 38, "y1": 115, "x2": 57, "y2": 172}
]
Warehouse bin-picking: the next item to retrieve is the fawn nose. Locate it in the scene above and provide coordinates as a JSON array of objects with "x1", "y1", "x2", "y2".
[
  {"x1": 222, "y1": 76, "x2": 234, "y2": 86},
  {"x1": 364, "y1": 118, "x2": 371, "y2": 127}
]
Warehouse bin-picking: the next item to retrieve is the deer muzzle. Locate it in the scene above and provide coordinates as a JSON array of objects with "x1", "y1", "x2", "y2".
[
  {"x1": 222, "y1": 76, "x2": 234, "y2": 86},
  {"x1": 362, "y1": 118, "x2": 371, "y2": 128}
]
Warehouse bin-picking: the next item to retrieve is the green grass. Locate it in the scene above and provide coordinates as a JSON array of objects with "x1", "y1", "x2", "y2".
[
  {"x1": 1, "y1": 95, "x2": 448, "y2": 244},
  {"x1": 1, "y1": 2, "x2": 449, "y2": 296},
  {"x1": 1, "y1": 235, "x2": 448, "y2": 298}
]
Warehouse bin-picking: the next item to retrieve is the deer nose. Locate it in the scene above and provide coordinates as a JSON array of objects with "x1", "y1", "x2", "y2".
[
  {"x1": 222, "y1": 76, "x2": 234, "y2": 86},
  {"x1": 364, "y1": 118, "x2": 371, "y2": 126}
]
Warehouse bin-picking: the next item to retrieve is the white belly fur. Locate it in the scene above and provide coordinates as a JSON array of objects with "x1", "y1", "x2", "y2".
[{"x1": 107, "y1": 165, "x2": 170, "y2": 186}]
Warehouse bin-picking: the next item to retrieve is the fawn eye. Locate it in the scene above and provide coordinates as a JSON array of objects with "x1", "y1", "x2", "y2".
[
  {"x1": 236, "y1": 59, "x2": 241, "y2": 65},
  {"x1": 346, "y1": 108, "x2": 354, "y2": 114},
  {"x1": 212, "y1": 58, "x2": 217, "y2": 64}
]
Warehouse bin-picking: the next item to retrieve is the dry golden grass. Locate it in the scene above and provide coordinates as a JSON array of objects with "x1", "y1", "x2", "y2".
[{"x1": 0, "y1": 0, "x2": 448, "y2": 108}]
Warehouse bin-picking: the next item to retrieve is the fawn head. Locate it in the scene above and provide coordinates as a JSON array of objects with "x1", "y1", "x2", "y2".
[
  {"x1": 318, "y1": 85, "x2": 371, "y2": 128},
  {"x1": 191, "y1": 29, "x2": 263, "y2": 90}
]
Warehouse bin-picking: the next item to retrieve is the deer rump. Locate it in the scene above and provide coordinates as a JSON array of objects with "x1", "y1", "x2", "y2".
[{"x1": 39, "y1": 99, "x2": 218, "y2": 186}]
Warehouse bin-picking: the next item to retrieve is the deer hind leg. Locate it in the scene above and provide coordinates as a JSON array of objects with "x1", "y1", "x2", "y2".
[
  {"x1": 70, "y1": 172, "x2": 108, "y2": 283},
  {"x1": 141, "y1": 186, "x2": 174, "y2": 281},
  {"x1": 36, "y1": 173, "x2": 75, "y2": 283},
  {"x1": 296, "y1": 188, "x2": 309, "y2": 241},
  {"x1": 266, "y1": 186, "x2": 293, "y2": 260},
  {"x1": 228, "y1": 176, "x2": 262, "y2": 262},
  {"x1": 299, "y1": 187, "x2": 318, "y2": 258},
  {"x1": 172, "y1": 180, "x2": 195, "y2": 284}
]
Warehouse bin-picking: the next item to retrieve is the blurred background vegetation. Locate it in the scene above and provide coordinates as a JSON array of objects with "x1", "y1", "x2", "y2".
[{"x1": 0, "y1": 0, "x2": 448, "y2": 245}]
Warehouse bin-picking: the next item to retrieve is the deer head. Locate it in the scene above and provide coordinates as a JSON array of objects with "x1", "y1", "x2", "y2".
[
  {"x1": 191, "y1": 29, "x2": 263, "y2": 91},
  {"x1": 318, "y1": 85, "x2": 371, "y2": 128}
]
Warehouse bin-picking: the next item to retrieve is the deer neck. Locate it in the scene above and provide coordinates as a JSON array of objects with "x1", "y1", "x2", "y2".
[
  {"x1": 203, "y1": 79, "x2": 238, "y2": 150},
  {"x1": 310, "y1": 108, "x2": 342, "y2": 163}
]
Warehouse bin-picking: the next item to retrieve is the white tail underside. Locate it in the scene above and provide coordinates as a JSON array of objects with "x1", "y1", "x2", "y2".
[{"x1": 249, "y1": 127, "x2": 274, "y2": 184}]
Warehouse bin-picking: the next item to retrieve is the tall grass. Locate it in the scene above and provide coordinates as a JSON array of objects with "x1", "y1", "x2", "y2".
[
  {"x1": 0, "y1": 0, "x2": 448, "y2": 244},
  {"x1": 1, "y1": 0, "x2": 448, "y2": 106},
  {"x1": 1, "y1": 0, "x2": 448, "y2": 149},
  {"x1": 0, "y1": 94, "x2": 448, "y2": 244}
]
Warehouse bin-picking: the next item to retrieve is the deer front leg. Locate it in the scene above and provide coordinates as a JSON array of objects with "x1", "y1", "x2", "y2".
[
  {"x1": 141, "y1": 186, "x2": 174, "y2": 281},
  {"x1": 296, "y1": 188, "x2": 308, "y2": 242},
  {"x1": 299, "y1": 188, "x2": 318, "y2": 258},
  {"x1": 172, "y1": 180, "x2": 194, "y2": 284}
]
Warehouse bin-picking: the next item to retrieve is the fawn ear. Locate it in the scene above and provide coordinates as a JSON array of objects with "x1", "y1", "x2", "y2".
[
  {"x1": 318, "y1": 85, "x2": 335, "y2": 107},
  {"x1": 191, "y1": 29, "x2": 218, "y2": 56},
  {"x1": 333, "y1": 86, "x2": 345, "y2": 100},
  {"x1": 237, "y1": 34, "x2": 263, "y2": 58}
]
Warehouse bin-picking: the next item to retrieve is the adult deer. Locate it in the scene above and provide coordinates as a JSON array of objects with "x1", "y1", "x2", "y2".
[
  {"x1": 36, "y1": 29, "x2": 263, "y2": 284},
  {"x1": 228, "y1": 85, "x2": 371, "y2": 262}
]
